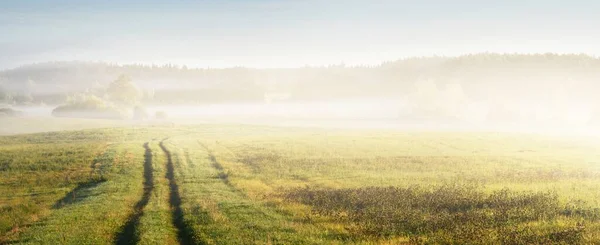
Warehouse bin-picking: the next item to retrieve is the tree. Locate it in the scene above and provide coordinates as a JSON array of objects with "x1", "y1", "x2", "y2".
[
  {"x1": 13, "y1": 92, "x2": 33, "y2": 105},
  {"x1": 106, "y1": 75, "x2": 141, "y2": 107}
]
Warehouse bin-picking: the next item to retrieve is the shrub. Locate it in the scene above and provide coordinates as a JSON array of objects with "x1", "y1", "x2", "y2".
[
  {"x1": 52, "y1": 95, "x2": 127, "y2": 119},
  {"x1": 0, "y1": 108, "x2": 23, "y2": 117}
]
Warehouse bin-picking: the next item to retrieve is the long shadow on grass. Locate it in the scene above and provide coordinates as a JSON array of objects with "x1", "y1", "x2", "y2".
[
  {"x1": 114, "y1": 142, "x2": 154, "y2": 245},
  {"x1": 160, "y1": 140, "x2": 197, "y2": 245},
  {"x1": 52, "y1": 179, "x2": 107, "y2": 209},
  {"x1": 197, "y1": 142, "x2": 232, "y2": 187}
]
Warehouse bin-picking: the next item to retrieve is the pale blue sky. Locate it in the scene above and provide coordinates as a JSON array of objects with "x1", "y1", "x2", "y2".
[{"x1": 1, "y1": 0, "x2": 599, "y2": 68}]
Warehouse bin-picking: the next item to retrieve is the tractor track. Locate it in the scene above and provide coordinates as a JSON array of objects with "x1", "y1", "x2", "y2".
[
  {"x1": 114, "y1": 142, "x2": 154, "y2": 245},
  {"x1": 159, "y1": 140, "x2": 196, "y2": 245}
]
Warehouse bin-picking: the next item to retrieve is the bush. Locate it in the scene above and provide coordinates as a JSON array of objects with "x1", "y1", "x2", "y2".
[
  {"x1": 52, "y1": 95, "x2": 127, "y2": 119},
  {"x1": 0, "y1": 108, "x2": 23, "y2": 117}
]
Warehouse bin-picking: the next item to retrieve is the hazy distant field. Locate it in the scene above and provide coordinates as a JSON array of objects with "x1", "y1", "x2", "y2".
[{"x1": 1, "y1": 123, "x2": 599, "y2": 244}]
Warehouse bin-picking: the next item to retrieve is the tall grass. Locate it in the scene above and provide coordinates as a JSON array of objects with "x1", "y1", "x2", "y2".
[{"x1": 285, "y1": 185, "x2": 598, "y2": 244}]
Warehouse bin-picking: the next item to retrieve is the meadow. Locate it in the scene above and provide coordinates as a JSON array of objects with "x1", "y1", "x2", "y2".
[{"x1": 1, "y1": 124, "x2": 600, "y2": 244}]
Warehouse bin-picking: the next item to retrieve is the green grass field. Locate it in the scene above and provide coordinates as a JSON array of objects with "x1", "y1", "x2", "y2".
[{"x1": 1, "y1": 124, "x2": 600, "y2": 244}]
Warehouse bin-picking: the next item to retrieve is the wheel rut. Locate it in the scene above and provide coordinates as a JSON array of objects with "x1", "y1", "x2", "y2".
[
  {"x1": 114, "y1": 142, "x2": 154, "y2": 245},
  {"x1": 159, "y1": 140, "x2": 196, "y2": 245}
]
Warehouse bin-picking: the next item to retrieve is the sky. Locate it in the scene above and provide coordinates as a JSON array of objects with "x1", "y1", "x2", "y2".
[{"x1": 1, "y1": 0, "x2": 599, "y2": 69}]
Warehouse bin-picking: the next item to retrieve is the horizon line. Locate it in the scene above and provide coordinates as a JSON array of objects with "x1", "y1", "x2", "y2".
[{"x1": 3, "y1": 52, "x2": 599, "y2": 71}]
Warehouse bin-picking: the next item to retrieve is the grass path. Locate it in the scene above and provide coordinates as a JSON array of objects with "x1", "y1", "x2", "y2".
[
  {"x1": 159, "y1": 140, "x2": 196, "y2": 245},
  {"x1": 115, "y1": 142, "x2": 154, "y2": 245},
  {"x1": 135, "y1": 141, "x2": 178, "y2": 245}
]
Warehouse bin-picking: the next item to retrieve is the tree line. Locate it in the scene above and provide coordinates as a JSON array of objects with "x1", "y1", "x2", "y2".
[{"x1": 1, "y1": 53, "x2": 599, "y2": 124}]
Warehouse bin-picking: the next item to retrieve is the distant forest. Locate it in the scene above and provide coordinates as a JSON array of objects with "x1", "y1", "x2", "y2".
[{"x1": 1, "y1": 53, "x2": 599, "y2": 123}]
